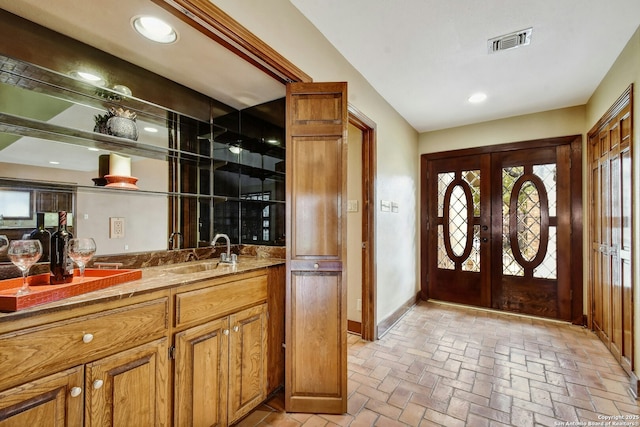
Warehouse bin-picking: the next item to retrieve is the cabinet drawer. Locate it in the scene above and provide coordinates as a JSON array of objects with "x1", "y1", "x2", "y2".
[
  {"x1": 0, "y1": 297, "x2": 168, "y2": 391},
  {"x1": 176, "y1": 274, "x2": 267, "y2": 328}
]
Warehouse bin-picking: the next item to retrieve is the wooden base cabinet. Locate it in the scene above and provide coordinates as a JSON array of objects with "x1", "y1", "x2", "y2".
[
  {"x1": 85, "y1": 338, "x2": 168, "y2": 427},
  {"x1": 0, "y1": 366, "x2": 84, "y2": 426},
  {"x1": 0, "y1": 267, "x2": 283, "y2": 427},
  {"x1": 0, "y1": 293, "x2": 170, "y2": 427},
  {"x1": 228, "y1": 304, "x2": 268, "y2": 423},
  {"x1": 174, "y1": 317, "x2": 229, "y2": 427},
  {"x1": 174, "y1": 304, "x2": 268, "y2": 427},
  {"x1": 0, "y1": 339, "x2": 168, "y2": 427}
]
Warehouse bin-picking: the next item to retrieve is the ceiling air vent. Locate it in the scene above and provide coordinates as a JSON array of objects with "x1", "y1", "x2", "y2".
[{"x1": 488, "y1": 27, "x2": 532, "y2": 53}]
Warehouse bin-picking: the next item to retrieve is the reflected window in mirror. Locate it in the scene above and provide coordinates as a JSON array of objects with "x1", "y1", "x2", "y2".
[{"x1": 0, "y1": 189, "x2": 32, "y2": 219}]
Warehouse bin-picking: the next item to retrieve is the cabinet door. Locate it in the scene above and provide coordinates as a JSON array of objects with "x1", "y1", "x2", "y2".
[
  {"x1": 267, "y1": 264, "x2": 286, "y2": 395},
  {"x1": 228, "y1": 304, "x2": 268, "y2": 424},
  {"x1": 174, "y1": 317, "x2": 229, "y2": 427},
  {"x1": 285, "y1": 82, "x2": 348, "y2": 413},
  {"x1": 0, "y1": 366, "x2": 83, "y2": 427},
  {"x1": 85, "y1": 338, "x2": 168, "y2": 427}
]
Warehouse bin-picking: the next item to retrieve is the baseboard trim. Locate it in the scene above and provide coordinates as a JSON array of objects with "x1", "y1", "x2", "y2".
[
  {"x1": 376, "y1": 292, "x2": 420, "y2": 338},
  {"x1": 629, "y1": 371, "x2": 639, "y2": 399},
  {"x1": 348, "y1": 320, "x2": 362, "y2": 335}
]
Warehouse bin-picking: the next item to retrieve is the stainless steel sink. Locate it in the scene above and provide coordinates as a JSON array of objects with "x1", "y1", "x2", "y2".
[{"x1": 166, "y1": 262, "x2": 225, "y2": 274}]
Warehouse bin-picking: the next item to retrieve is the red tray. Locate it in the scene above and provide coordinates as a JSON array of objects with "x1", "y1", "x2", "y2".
[{"x1": 0, "y1": 268, "x2": 142, "y2": 312}]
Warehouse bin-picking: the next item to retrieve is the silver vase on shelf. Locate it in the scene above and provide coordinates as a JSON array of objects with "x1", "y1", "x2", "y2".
[{"x1": 106, "y1": 116, "x2": 138, "y2": 141}]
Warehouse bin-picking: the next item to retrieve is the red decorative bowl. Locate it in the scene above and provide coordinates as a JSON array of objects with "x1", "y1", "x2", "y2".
[{"x1": 104, "y1": 175, "x2": 139, "y2": 190}]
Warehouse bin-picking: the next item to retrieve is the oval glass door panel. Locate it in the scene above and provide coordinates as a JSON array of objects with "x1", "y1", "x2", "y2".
[
  {"x1": 448, "y1": 184, "x2": 469, "y2": 257},
  {"x1": 515, "y1": 180, "x2": 541, "y2": 262}
]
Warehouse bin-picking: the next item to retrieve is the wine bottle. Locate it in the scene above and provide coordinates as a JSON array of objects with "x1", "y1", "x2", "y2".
[
  {"x1": 29, "y1": 212, "x2": 50, "y2": 262},
  {"x1": 50, "y1": 211, "x2": 74, "y2": 284}
]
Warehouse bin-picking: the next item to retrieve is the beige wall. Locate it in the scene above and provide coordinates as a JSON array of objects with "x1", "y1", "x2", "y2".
[
  {"x1": 213, "y1": 0, "x2": 421, "y2": 327},
  {"x1": 585, "y1": 26, "x2": 640, "y2": 375},
  {"x1": 419, "y1": 106, "x2": 585, "y2": 154},
  {"x1": 347, "y1": 124, "x2": 363, "y2": 323},
  {"x1": 0, "y1": 159, "x2": 168, "y2": 255}
]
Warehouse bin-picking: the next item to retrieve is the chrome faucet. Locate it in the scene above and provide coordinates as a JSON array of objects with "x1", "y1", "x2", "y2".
[
  {"x1": 168, "y1": 231, "x2": 182, "y2": 250},
  {"x1": 211, "y1": 233, "x2": 236, "y2": 264}
]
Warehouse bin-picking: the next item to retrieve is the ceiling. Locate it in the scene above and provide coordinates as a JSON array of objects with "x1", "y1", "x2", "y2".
[
  {"x1": 290, "y1": 0, "x2": 640, "y2": 132},
  {"x1": 0, "y1": 1, "x2": 639, "y2": 134},
  {"x1": 0, "y1": 0, "x2": 284, "y2": 111}
]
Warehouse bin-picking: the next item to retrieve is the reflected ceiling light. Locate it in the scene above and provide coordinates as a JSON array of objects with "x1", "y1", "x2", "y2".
[
  {"x1": 229, "y1": 146, "x2": 242, "y2": 154},
  {"x1": 132, "y1": 16, "x2": 177, "y2": 44},
  {"x1": 49, "y1": 161, "x2": 60, "y2": 165},
  {"x1": 88, "y1": 147, "x2": 100, "y2": 152},
  {"x1": 265, "y1": 139, "x2": 279, "y2": 145},
  {"x1": 143, "y1": 127, "x2": 159, "y2": 133},
  {"x1": 70, "y1": 70, "x2": 105, "y2": 86},
  {"x1": 468, "y1": 92, "x2": 487, "y2": 103}
]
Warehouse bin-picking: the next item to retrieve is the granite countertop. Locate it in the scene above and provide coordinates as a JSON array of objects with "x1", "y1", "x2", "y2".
[{"x1": 0, "y1": 256, "x2": 285, "y2": 321}]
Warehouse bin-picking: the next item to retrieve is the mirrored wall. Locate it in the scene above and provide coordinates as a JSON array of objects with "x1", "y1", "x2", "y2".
[{"x1": 0, "y1": 11, "x2": 285, "y2": 262}]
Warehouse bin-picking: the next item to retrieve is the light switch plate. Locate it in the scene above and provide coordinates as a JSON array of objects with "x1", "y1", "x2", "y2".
[
  {"x1": 109, "y1": 217, "x2": 125, "y2": 239},
  {"x1": 347, "y1": 200, "x2": 359, "y2": 212}
]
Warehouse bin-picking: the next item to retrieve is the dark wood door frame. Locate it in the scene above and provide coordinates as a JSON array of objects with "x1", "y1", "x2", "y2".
[
  {"x1": 420, "y1": 135, "x2": 583, "y2": 324},
  {"x1": 348, "y1": 104, "x2": 377, "y2": 341}
]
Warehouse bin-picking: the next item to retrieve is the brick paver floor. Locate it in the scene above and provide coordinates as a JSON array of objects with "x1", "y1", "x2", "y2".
[{"x1": 234, "y1": 301, "x2": 640, "y2": 426}]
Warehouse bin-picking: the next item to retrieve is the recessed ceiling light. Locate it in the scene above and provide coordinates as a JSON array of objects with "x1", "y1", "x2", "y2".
[
  {"x1": 132, "y1": 16, "x2": 177, "y2": 44},
  {"x1": 70, "y1": 70, "x2": 105, "y2": 86},
  {"x1": 49, "y1": 161, "x2": 60, "y2": 165},
  {"x1": 88, "y1": 147, "x2": 100, "y2": 152},
  {"x1": 144, "y1": 127, "x2": 158, "y2": 133},
  {"x1": 468, "y1": 93, "x2": 487, "y2": 104},
  {"x1": 229, "y1": 146, "x2": 242, "y2": 154}
]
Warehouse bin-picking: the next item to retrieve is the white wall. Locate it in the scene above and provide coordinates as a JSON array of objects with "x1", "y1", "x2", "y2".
[{"x1": 212, "y1": 0, "x2": 421, "y2": 326}]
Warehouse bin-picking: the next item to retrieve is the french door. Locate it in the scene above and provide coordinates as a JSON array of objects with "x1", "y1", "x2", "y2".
[
  {"x1": 588, "y1": 86, "x2": 633, "y2": 375},
  {"x1": 422, "y1": 137, "x2": 581, "y2": 321}
]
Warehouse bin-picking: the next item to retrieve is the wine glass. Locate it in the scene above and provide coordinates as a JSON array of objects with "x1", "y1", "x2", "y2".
[
  {"x1": 7, "y1": 239, "x2": 43, "y2": 295},
  {"x1": 67, "y1": 238, "x2": 97, "y2": 281}
]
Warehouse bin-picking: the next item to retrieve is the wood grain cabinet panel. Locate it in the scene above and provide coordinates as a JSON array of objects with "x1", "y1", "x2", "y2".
[
  {"x1": 0, "y1": 366, "x2": 84, "y2": 426},
  {"x1": 173, "y1": 271, "x2": 271, "y2": 427},
  {"x1": 267, "y1": 264, "x2": 285, "y2": 394},
  {"x1": 175, "y1": 273, "x2": 267, "y2": 328},
  {"x1": 228, "y1": 304, "x2": 267, "y2": 424},
  {"x1": 85, "y1": 338, "x2": 168, "y2": 427},
  {"x1": 0, "y1": 298, "x2": 168, "y2": 392},
  {"x1": 174, "y1": 317, "x2": 229, "y2": 427}
]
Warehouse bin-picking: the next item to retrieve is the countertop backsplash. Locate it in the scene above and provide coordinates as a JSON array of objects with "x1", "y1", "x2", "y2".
[{"x1": 0, "y1": 244, "x2": 285, "y2": 281}]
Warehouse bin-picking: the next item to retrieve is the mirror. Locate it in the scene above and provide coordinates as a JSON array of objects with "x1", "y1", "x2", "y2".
[{"x1": 0, "y1": 24, "x2": 285, "y2": 263}]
